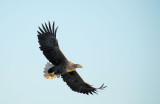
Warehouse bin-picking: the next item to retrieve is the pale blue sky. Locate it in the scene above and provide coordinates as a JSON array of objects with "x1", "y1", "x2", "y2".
[{"x1": 0, "y1": 0, "x2": 160, "y2": 104}]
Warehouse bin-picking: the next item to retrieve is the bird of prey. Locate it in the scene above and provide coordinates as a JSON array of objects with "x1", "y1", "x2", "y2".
[{"x1": 37, "y1": 22, "x2": 106, "y2": 95}]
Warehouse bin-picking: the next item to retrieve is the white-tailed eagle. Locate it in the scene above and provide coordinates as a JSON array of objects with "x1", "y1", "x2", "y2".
[{"x1": 37, "y1": 22, "x2": 106, "y2": 95}]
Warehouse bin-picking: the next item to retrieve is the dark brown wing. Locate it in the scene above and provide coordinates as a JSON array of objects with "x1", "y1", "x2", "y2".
[
  {"x1": 61, "y1": 71, "x2": 106, "y2": 95},
  {"x1": 37, "y1": 22, "x2": 67, "y2": 65}
]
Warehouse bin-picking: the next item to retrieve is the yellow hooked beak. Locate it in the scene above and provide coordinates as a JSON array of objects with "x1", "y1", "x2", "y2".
[{"x1": 78, "y1": 64, "x2": 83, "y2": 68}]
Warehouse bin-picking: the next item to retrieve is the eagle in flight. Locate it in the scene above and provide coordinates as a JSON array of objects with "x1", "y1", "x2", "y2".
[{"x1": 37, "y1": 22, "x2": 106, "y2": 95}]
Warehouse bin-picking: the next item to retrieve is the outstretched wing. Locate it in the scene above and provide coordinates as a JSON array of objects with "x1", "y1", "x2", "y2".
[
  {"x1": 61, "y1": 71, "x2": 106, "y2": 95},
  {"x1": 37, "y1": 22, "x2": 67, "y2": 65}
]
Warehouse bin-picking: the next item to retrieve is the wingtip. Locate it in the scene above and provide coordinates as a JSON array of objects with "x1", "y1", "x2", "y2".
[
  {"x1": 37, "y1": 31, "x2": 41, "y2": 35},
  {"x1": 52, "y1": 21, "x2": 55, "y2": 34},
  {"x1": 93, "y1": 90, "x2": 98, "y2": 95},
  {"x1": 48, "y1": 21, "x2": 52, "y2": 33},
  {"x1": 44, "y1": 22, "x2": 50, "y2": 33},
  {"x1": 38, "y1": 26, "x2": 45, "y2": 34},
  {"x1": 55, "y1": 26, "x2": 58, "y2": 37},
  {"x1": 98, "y1": 83, "x2": 107, "y2": 90},
  {"x1": 42, "y1": 24, "x2": 48, "y2": 33}
]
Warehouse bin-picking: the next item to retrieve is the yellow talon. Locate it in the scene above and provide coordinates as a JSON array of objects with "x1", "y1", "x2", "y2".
[
  {"x1": 51, "y1": 74, "x2": 56, "y2": 77},
  {"x1": 51, "y1": 72, "x2": 55, "y2": 76},
  {"x1": 46, "y1": 76, "x2": 51, "y2": 79},
  {"x1": 44, "y1": 72, "x2": 57, "y2": 79}
]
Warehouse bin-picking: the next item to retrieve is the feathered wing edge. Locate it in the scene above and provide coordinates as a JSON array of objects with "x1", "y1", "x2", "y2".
[
  {"x1": 37, "y1": 22, "x2": 67, "y2": 65},
  {"x1": 61, "y1": 71, "x2": 107, "y2": 95},
  {"x1": 37, "y1": 21, "x2": 58, "y2": 36}
]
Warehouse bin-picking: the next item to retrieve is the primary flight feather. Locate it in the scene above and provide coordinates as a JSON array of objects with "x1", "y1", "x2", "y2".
[{"x1": 37, "y1": 22, "x2": 106, "y2": 95}]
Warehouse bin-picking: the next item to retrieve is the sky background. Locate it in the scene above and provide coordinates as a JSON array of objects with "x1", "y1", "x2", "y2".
[{"x1": 0, "y1": 0, "x2": 160, "y2": 104}]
